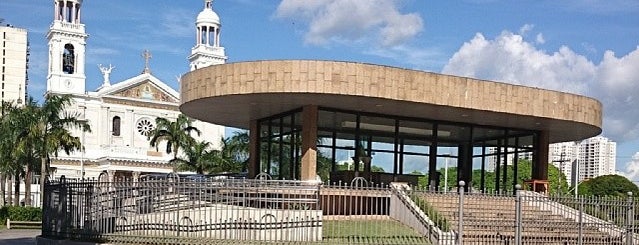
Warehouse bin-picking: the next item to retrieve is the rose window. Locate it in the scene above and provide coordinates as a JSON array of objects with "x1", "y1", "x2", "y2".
[{"x1": 137, "y1": 119, "x2": 154, "y2": 136}]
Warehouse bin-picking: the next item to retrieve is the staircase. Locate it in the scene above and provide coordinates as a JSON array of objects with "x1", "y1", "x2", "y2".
[{"x1": 418, "y1": 192, "x2": 626, "y2": 244}]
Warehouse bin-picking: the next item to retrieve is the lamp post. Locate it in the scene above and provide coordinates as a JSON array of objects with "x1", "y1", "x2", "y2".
[
  {"x1": 443, "y1": 154, "x2": 452, "y2": 193},
  {"x1": 444, "y1": 157, "x2": 449, "y2": 193},
  {"x1": 79, "y1": 106, "x2": 87, "y2": 179},
  {"x1": 81, "y1": 125, "x2": 85, "y2": 179}
]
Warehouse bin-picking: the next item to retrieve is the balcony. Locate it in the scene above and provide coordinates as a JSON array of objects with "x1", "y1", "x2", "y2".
[{"x1": 50, "y1": 21, "x2": 86, "y2": 33}]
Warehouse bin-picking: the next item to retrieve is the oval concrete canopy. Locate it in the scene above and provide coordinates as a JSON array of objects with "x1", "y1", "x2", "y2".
[{"x1": 180, "y1": 60, "x2": 602, "y2": 143}]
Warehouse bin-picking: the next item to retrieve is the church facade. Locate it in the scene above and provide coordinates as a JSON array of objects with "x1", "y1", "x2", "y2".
[{"x1": 46, "y1": 0, "x2": 227, "y2": 181}]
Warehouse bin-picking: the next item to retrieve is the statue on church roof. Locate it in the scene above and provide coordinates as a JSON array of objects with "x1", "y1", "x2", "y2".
[
  {"x1": 142, "y1": 49, "x2": 152, "y2": 74},
  {"x1": 98, "y1": 63, "x2": 114, "y2": 86}
]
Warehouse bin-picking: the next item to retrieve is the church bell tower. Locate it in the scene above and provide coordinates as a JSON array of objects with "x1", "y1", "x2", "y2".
[
  {"x1": 47, "y1": 0, "x2": 87, "y2": 95},
  {"x1": 188, "y1": 0, "x2": 227, "y2": 71}
]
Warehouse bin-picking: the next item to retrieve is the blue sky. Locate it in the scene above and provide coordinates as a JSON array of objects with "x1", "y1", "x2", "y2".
[{"x1": 2, "y1": 0, "x2": 639, "y2": 179}]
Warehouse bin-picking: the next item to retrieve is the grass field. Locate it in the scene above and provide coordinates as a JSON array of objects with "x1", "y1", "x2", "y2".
[
  {"x1": 321, "y1": 219, "x2": 430, "y2": 244},
  {"x1": 101, "y1": 219, "x2": 432, "y2": 245}
]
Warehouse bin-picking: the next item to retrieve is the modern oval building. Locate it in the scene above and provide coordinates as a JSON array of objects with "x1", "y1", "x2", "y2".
[{"x1": 180, "y1": 60, "x2": 602, "y2": 192}]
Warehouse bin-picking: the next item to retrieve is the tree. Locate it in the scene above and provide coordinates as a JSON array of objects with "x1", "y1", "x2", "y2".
[
  {"x1": 172, "y1": 140, "x2": 220, "y2": 174},
  {"x1": 37, "y1": 94, "x2": 91, "y2": 204},
  {"x1": 434, "y1": 159, "x2": 568, "y2": 194},
  {"x1": 371, "y1": 165, "x2": 385, "y2": 172},
  {"x1": 149, "y1": 114, "x2": 201, "y2": 171},
  {"x1": 0, "y1": 101, "x2": 21, "y2": 206},
  {"x1": 578, "y1": 175, "x2": 639, "y2": 197},
  {"x1": 219, "y1": 131, "x2": 249, "y2": 172},
  {"x1": 10, "y1": 98, "x2": 41, "y2": 206}
]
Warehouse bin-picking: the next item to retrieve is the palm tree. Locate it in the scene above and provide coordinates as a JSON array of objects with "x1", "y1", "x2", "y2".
[
  {"x1": 0, "y1": 101, "x2": 20, "y2": 206},
  {"x1": 219, "y1": 131, "x2": 249, "y2": 172},
  {"x1": 12, "y1": 98, "x2": 46, "y2": 206},
  {"x1": 149, "y1": 114, "x2": 201, "y2": 171},
  {"x1": 172, "y1": 140, "x2": 221, "y2": 174},
  {"x1": 37, "y1": 95, "x2": 91, "y2": 204}
]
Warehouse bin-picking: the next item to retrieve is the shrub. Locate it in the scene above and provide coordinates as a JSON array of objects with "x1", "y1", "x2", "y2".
[
  {"x1": 409, "y1": 194, "x2": 451, "y2": 232},
  {"x1": 0, "y1": 206, "x2": 42, "y2": 225},
  {"x1": 0, "y1": 207, "x2": 7, "y2": 225}
]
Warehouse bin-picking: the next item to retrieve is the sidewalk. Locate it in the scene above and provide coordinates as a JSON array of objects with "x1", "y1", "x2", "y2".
[{"x1": 0, "y1": 229, "x2": 40, "y2": 245}]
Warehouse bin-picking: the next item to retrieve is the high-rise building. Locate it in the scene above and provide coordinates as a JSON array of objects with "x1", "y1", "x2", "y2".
[
  {"x1": 486, "y1": 147, "x2": 533, "y2": 172},
  {"x1": 577, "y1": 136, "x2": 616, "y2": 182},
  {"x1": 549, "y1": 136, "x2": 616, "y2": 185},
  {"x1": 549, "y1": 142, "x2": 578, "y2": 185},
  {"x1": 0, "y1": 24, "x2": 28, "y2": 107}
]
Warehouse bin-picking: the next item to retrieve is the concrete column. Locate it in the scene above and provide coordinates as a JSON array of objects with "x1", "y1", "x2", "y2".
[
  {"x1": 63, "y1": 1, "x2": 67, "y2": 22},
  {"x1": 300, "y1": 105, "x2": 318, "y2": 182},
  {"x1": 216, "y1": 28, "x2": 221, "y2": 46},
  {"x1": 132, "y1": 171, "x2": 140, "y2": 196},
  {"x1": 71, "y1": 2, "x2": 76, "y2": 23},
  {"x1": 458, "y1": 143, "x2": 473, "y2": 192},
  {"x1": 107, "y1": 170, "x2": 116, "y2": 182},
  {"x1": 54, "y1": 1, "x2": 58, "y2": 21},
  {"x1": 532, "y1": 131, "x2": 550, "y2": 192},
  {"x1": 214, "y1": 27, "x2": 217, "y2": 47},
  {"x1": 428, "y1": 125, "x2": 438, "y2": 191},
  {"x1": 196, "y1": 26, "x2": 200, "y2": 45},
  {"x1": 132, "y1": 171, "x2": 141, "y2": 182},
  {"x1": 107, "y1": 170, "x2": 116, "y2": 191},
  {"x1": 248, "y1": 120, "x2": 259, "y2": 178}
]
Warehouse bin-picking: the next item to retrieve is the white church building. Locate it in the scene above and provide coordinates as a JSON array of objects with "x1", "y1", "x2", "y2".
[{"x1": 46, "y1": 0, "x2": 227, "y2": 182}]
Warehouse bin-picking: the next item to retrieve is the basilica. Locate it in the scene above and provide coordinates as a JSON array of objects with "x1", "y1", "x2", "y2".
[{"x1": 46, "y1": 0, "x2": 227, "y2": 181}]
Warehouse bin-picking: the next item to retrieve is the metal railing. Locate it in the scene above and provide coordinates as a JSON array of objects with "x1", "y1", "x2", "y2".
[
  {"x1": 402, "y1": 182, "x2": 637, "y2": 245},
  {"x1": 42, "y1": 176, "x2": 637, "y2": 245}
]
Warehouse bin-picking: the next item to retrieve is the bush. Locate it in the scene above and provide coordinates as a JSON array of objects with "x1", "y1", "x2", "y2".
[
  {"x1": 409, "y1": 194, "x2": 451, "y2": 232},
  {"x1": 0, "y1": 206, "x2": 42, "y2": 225},
  {"x1": 0, "y1": 207, "x2": 6, "y2": 225}
]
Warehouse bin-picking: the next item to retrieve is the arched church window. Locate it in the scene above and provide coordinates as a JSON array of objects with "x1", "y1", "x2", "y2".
[
  {"x1": 63, "y1": 44, "x2": 75, "y2": 74},
  {"x1": 112, "y1": 116, "x2": 121, "y2": 136}
]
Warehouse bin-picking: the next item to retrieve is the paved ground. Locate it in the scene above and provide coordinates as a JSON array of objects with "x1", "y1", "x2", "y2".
[{"x1": 0, "y1": 229, "x2": 40, "y2": 245}]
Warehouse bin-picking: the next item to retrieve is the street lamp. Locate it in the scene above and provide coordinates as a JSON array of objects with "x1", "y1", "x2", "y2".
[
  {"x1": 78, "y1": 105, "x2": 87, "y2": 179},
  {"x1": 443, "y1": 154, "x2": 452, "y2": 193}
]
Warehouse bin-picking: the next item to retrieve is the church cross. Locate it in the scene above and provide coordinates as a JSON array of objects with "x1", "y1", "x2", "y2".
[{"x1": 142, "y1": 49, "x2": 152, "y2": 74}]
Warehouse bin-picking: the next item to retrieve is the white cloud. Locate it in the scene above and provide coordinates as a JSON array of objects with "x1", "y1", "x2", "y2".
[
  {"x1": 621, "y1": 152, "x2": 639, "y2": 180},
  {"x1": 364, "y1": 45, "x2": 446, "y2": 71},
  {"x1": 581, "y1": 42, "x2": 597, "y2": 54},
  {"x1": 159, "y1": 9, "x2": 193, "y2": 37},
  {"x1": 442, "y1": 31, "x2": 596, "y2": 94},
  {"x1": 519, "y1": 24, "x2": 534, "y2": 35},
  {"x1": 442, "y1": 29, "x2": 639, "y2": 143},
  {"x1": 594, "y1": 47, "x2": 639, "y2": 140},
  {"x1": 535, "y1": 33, "x2": 545, "y2": 44},
  {"x1": 275, "y1": 0, "x2": 423, "y2": 47}
]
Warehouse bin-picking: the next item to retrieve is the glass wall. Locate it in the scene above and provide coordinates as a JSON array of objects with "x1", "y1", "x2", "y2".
[
  {"x1": 256, "y1": 107, "x2": 538, "y2": 192},
  {"x1": 258, "y1": 110, "x2": 302, "y2": 180}
]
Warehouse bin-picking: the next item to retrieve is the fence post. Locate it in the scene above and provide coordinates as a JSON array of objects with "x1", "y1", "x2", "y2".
[
  {"x1": 626, "y1": 192, "x2": 634, "y2": 245},
  {"x1": 458, "y1": 180, "x2": 465, "y2": 245},
  {"x1": 578, "y1": 196, "x2": 583, "y2": 245},
  {"x1": 514, "y1": 184, "x2": 522, "y2": 245}
]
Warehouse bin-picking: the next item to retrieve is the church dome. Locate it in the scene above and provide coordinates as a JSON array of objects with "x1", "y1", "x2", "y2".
[{"x1": 197, "y1": 9, "x2": 220, "y2": 25}]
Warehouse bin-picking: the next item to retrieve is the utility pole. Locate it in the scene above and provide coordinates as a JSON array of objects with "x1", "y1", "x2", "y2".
[{"x1": 552, "y1": 152, "x2": 570, "y2": 194}]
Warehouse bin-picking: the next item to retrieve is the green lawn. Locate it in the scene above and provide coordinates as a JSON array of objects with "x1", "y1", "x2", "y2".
[
  {"x1": 54, "y1": 220, "x2": 431, "y2": 245},
  {"x1": 322, "y1": 220, "x2": 430, "y2": 244}
]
